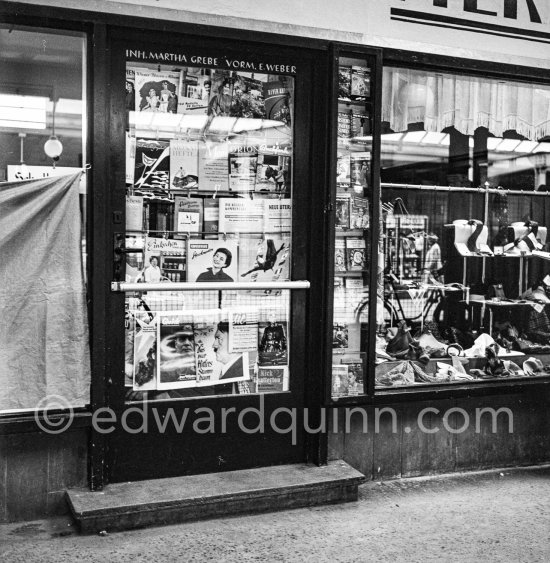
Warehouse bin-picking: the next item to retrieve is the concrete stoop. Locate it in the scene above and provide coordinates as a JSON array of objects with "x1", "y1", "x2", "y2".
[{"x1": 66, "y1": 460, "x2": 365, "y2": 533}]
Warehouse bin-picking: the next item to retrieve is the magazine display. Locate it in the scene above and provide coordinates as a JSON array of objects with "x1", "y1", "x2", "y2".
[
  {"x1": 350, "y1": 66, "x2": 370, "y2": 100},
  {"x1": 228, "y1": 151, "x2": 258, "y2": 192},
  {"x1": 229, "y1": 308, "x2": 259, "y2": 354},
  {"x1": 255, "y1": 150, "x2": 291, "y2": 194},
  {"x1": 170, "y1": 140, "x2": 199, "y2": 191},
  {"x1": 340, "y1": 355, "x2": 365, "y2": 395},
  {"x1": 126, "y1": 195, "x2": 144, "y2": 231},
  {"x1": 335, "y1": 239, "x2": 346, "y2": 272},
  {"x1": 177, "y1": 67, "x2": 210, "y2": 115},
  {"x1": 335, "y1": 193, "x2": 351, "y2": 230},
  {"x1": 338, "y1": 66, "x2": 351, "y2": 100},
  {"x1": 135, "y1": 69, "x2": 179, "y2": 113},
  {"x1": 193, "y1": 309, "x2": 221, "y2": 385},
  {"x1": 230, "y1": 73, "x2": 266, "y2": 118},
  {"x1": 336, "y1": 154, "x2": 350, "y2": 184},
  {"x1": 126, "y1": 132, "x2": 136, "y2": 184},
  {"x1": 124, "y1": 56, "x2": 297, "y2": 398},
  {"x1": 331, "y1": 365, "x2": 350, "y2": 397},
  {"x1": 346, "y1": 237, "x2": 367, "y2": 271},
  {"x1": 257, "y1": 366, "x2": 288, "y2": 393},
  {"x1": 350, "y1": 195, "x2": 369, "y2": 229},
  {"x1": 203, "y1": 198, "x2": 219, "y2": 237},
  {"x1": 338, "y1": 111, "x2": 352, "y2": 139},
  {"x1": 218, "y1": 198, "x2": 265, "y2": 233},
  {"x1": 174, "y1": 196, "x2": 203, "y2": 235},
  {"x1": 157, "y1": 312, "x2": 197, "y2": 389},
  {"x1": 187, "y1": 239, "x2": 239, "y2": 283},
  {"x1": 263, "y1": 79, "x2": 291, "y2": 125},
  {"x1": 258, "y1": 317, "x2": 288, "y2": 366},
  {"x1": 238, "y1": 234, "x2": 290, "y2": 282},
  {"x1": 133, "y1": 139, "x2": 170, "y2": 193},
  {"x1": 133, "y1": 313, "x2": 158, "y2": 391},
  {"x1": 350, "y1": 154, "x2": 370, "y2": 190},
  {"x1": 351, "y1": 111, "x2": 370, "y2": 137},
  {"x1": 197, "y1": 140, "x2": 230, "y2": 192}
]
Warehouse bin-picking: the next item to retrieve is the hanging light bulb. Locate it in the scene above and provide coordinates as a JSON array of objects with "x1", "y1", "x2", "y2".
[
  {"x1": 44, "y1": 98, "x2": 63, "y2": 162},
  {"x1": 19, "y1": 132, "x2": 29, "y2": 178}
]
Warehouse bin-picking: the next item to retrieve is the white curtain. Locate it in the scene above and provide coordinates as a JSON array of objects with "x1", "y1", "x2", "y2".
[
  {"x1": 0, "y1": 173, "x2": 90, "y2": 411},
  {"x1": 383, "y1": 68, "x2": 550, "y2": 141}
]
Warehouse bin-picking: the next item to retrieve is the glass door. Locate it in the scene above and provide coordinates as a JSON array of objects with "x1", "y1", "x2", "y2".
[{"x1": 104, "y1": 32, "x2": 320, "y2": 482}]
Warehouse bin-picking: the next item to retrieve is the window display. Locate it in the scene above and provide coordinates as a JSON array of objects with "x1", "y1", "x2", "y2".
[
  {"x1": 330, "y1": 52, "x2": 375, "y2": 400},
  {"x1": 122, "y1": 51, "x2": 296, "y2": 400},
  {"x1": 376, "y1": 66, "x2": 550, "y2": 388}
]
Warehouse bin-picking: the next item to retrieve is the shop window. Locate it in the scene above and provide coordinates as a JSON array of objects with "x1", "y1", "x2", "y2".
[
  {"x1": 122, "y1": 56, "x2": 298, "y2": 400},
  {"x1": 0, "y1": 26, "x2": 89, "y2": 412},
  {"x1": 376, "y1": 66, "x2": 550, "y2": 388}
]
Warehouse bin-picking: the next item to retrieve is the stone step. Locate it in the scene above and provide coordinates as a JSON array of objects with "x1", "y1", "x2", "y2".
[{"x1": 67, "y1": 460, "x2": 365, "y2": 533}]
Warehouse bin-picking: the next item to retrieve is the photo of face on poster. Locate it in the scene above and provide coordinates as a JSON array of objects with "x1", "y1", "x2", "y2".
[{"x1": 157, "y1": 314, "x2": 197, "y2": 389}]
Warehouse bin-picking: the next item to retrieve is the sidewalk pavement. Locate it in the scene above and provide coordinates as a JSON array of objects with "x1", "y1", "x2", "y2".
[{"x1": 1, "y1": 465, "x2": 549, "y2": 562}]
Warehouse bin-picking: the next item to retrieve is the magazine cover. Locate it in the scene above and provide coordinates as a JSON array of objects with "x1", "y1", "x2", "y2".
[
  {"x1": 345, "y1": 277, "x2": 365, "y2": 312},
  {"x1": 350, "y1": 195, "x2": 369, "y2": 229},
  {"x1": 126, "y1": 195, "x2": 144, "y2": 231},
  {"x1": 197, "y1": 314, "x2": 251, "y2": 387},
  {"x1": 135, "y1": 68, "x2": 179, "y2": 113},
  {"x1": 218, "y1": 198, "x2": 265, "y2": 233},
  {"x1": 174, "y1": 196, "x2": 203, "y2": 235},
  {"x1": 207, "y1": 70, "x2": 233, "y2": 116},
  {"x1": 126, "y1": 67, "x2": 136, "y2": 112},
  {"x1": 264, "y1": 199, "x2": 292, "y2": 233},
  {"x1": 257, "y1": 366, "x2": 288, "y2": 393},
  {"x1": 157, "y1": 312, "x2": 197, "y2": 389},
  {"x1": 193, "y1": 308, "x2": 221, "y2": 385},
  {"x1": 197, "y1": 140, "x2": 230, "y2": 192},
  {"x1": 263, "y1": 79, "x2": 292, "y2": 125},
  {"x1": 346, "y1": 237, "x2": 367, "y2": 271},
  {"x1": 125, "y1": 235, "x2": 145, "y2": 283},
  {"x1": 140, "y1": 236, "x2": 186, "y2": 283},
  {"x1": 338, "y1": 66, "x2": 351, "y2": 100},
  {"x1": 350, "y1": 153, "x2": 370, "y2": 190},
  {"x1": 203, "y1": 198, "x2": 219, "y2": 237},
  {"x1": 336, "y1": 154, "x2": 351, "y2": 184},
  {"x1": 255, "y1": 150, "x2": 291, "y2": 194},
  {"x1": 335, "y1": 238, "x2": 346, "y2": 273},
  {"x1": 229, "y1": 307, "x2": 259, "y2": 354},
  {"x1": 230, "y1": 73, "x2": 266, "y2": 118},
  {"x1": 350, "y1": 65, "x2": 370, "y2": 100},
  {"x1": 187, "y1": 239, "x2": 239, "y2": 283},
  {"x1": 338, "y1": 111, "x2": 352, "y2": 139},
  {"x1": 177, "y1": 67, "x2": 210, "y2": 115},
  {"x1": 228, "y1": 151, "x2": 258, "y2": 192},
  {"x1": 332, "y1": 323, "x2": 349, "y2": 349},
  {"x1": 331, "y1": 365, "x2": 350, "y2": 397},
  {"x1": 170, "y1": 140, "x2": 199, "y2": 191},
  {"x1": 335, "y1": 193, "x2": 351, "y2": 230},
  {"x1": 133, "y1": 313, "x2": 158, "y2": 391},
  {"x1": 340, "y1": 354, "x2": 365, "y2": 395},
  {"x1": 258, "y1": 315, "x2": 288, "y2": 366},
  {"x1": 239, "y1": 234, "x2": 290, "y2": 282},
  {"x1": 133, "y1": 139, "x2": 170, "y2": 193},
  {"x1": 126, "y1": 133, "x2": 136, "y2": 184},
  {"x1": 351, "y1": 111, "x2": 370, "y2": 137}
]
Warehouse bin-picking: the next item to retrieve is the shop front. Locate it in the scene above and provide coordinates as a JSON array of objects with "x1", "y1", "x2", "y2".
[{"x1": 0, "y1": 0, "x2": 549, "y2": 524}]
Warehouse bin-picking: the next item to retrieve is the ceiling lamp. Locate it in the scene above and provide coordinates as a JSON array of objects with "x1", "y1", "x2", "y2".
[
  {"x1": 19, "y1": 132, "x2": 28, "y2": 177},
  {"x1": 44, "y1": 98, "x2": 63, "y2": 162}
]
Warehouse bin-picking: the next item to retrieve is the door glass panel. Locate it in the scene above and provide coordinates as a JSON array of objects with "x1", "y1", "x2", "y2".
[
  {"x1": 330, "y1": 54, "x2": 374, "y2": 400},
  {"x1": 123, "y1": 54, "x2": 294, "y2": 401}
]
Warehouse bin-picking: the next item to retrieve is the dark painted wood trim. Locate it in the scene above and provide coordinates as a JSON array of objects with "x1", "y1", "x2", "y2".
[{"x1": 0, "y1": 412, "x2": 92, "y2": 435}]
